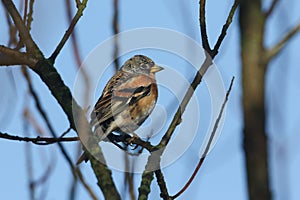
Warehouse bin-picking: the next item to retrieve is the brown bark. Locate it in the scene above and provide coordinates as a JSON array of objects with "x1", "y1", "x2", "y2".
[{"x1": 239, "y1": 0, "x2": 272, "y2": 199}]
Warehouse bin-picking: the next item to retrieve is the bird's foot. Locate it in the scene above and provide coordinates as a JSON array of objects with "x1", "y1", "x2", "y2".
[{"x1": 127, "y1": 133, "x2": 140, "y2": 144}]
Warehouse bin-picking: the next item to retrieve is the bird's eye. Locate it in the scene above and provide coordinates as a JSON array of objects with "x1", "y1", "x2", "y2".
[{"x1": 140, "y1": 64, "x2": 147, "y2": 69}]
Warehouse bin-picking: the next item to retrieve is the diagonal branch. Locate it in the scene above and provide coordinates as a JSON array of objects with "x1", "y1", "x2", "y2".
[
  {"x1": 265, "y1": 0, "x2": 279, "y2": 17},
  {"x1": 158, "y1": 55, "x2": 212, "y2": 148},
  {"x1": 2, "y1": 0, "x2": 42, "y2": 57},
  {"x1": 172, "y1": 77, "x2": 234, "y2": 199},
  {"x1": 22, "y1": 66, "x2": 78, "y2": 180},
  {"x1": 138, "y1": 1, "x2": 239, "y2": 198},
  {"x1": 212, "y1": 0, "x2": 239, "y2": 58},
  {"x1": 3, "y1": 0, "x2": 120, "y2": 197},
  {"x1": 49, "y1": 0, "x2": 88, "y2": 63},
  {"x1": 266, "y1": 22, "x2": 300, "y2": 62}
]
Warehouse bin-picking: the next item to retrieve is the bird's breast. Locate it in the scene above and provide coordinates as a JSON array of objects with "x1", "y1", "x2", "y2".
[{"x1": 129, "y1": 82, "x2": 158, "y2": 127}]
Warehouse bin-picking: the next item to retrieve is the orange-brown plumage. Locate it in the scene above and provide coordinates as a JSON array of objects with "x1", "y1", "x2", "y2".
[{"x1": 77, "y1": 55, "x2": 163, "y2": 164}]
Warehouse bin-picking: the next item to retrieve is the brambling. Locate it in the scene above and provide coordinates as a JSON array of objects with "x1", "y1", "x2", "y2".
[{"x1": 77, "y1": 55, "x2": 163, "y2": 164}]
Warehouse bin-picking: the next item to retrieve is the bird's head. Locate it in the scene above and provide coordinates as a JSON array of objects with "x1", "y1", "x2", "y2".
[{"x1": 121, "y1": 55, "x2": 164, "y2": 75}]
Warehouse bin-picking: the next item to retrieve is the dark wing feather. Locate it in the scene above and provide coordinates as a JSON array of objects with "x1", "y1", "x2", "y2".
[
  {"x1": 90, "y1": 71, "x2": 129, "y2": 126},
  {"x1": 90, "y1": 70, "x2": 154, "y2": 128}
]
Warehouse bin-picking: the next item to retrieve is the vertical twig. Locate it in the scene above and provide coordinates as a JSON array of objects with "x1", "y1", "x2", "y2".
[
  {"x1": 112, "y1": 0, "x2": 120, "y2": 71},
  {"x1": 172, "y1": 77, "x2": 234, "y2": 199},
  {"x1": 199, "y1": 0, "x2": 211, "y2": 53},
  {"x1": 265, "y1": 0, "x2": 279, "y2": 17}
]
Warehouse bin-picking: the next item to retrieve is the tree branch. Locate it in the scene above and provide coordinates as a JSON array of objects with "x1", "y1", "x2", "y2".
[
  {"x1": 22, "y1": 66, "x2": 80, "y2": 182},
  {"x1": 158, "y1": 55, "x2": 212, "y2": 148},
  {"x1": 112, "y1": 0, "x2": 120, "y2": 71},
  {"x1": 212, "y1": 0, "x2": 239, "y2": 58},
  {"x1": 49, "y1": 0, "x2": 88, "y2": 63},
  {"x1": 137, "y1": 1, "x2": 239, "y2": 198},
  {"x1": 266, "y1": 22, "x2": 300, "y2": 62},
  {"x1": 265, "y1": 0, "x2": 279, "y2": 17},
  {"x1": 0, "y1": 132, "x2": 79, "y2": 145},
  {"x1": 172, "y1": 77, "x2": 234, "y2": 199},
  {"x1": 155, "y1": 170, "x2": 171, "y2": 200},
  {"x1": 2, "y1": 0, "x2": 42, "y2": 57},
  {"x1": 199, "y1": 0, "x2": 211, "y2": 53},
  {"x1": 0, "y1": 45, "x2": 37, "y2": 66},
  {"x1": 75, "y1": 168, "x2": 99, "y2": 200},
  {"x1": 2, "y1": 0, "x2": 121, "y2": 198}
]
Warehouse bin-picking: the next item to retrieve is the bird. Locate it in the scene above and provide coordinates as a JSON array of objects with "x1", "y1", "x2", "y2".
[{"x1": 77, "y1": 55, "x2": 164, "y2": 164}]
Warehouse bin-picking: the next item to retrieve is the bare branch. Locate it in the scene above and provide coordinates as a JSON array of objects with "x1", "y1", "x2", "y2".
[
  {"x1": 138, "y1": 0, "x2": 239, "y2": 196},
  {"x1": 59, "y1": 127, "x2": 72, "y2": 138},
  {"x1": 212, "y1": 0, "x2": 239, "y2": 58},
  {"x1": 22, "y1": 66, "x2": 78, "y2": 180},
  {"x1": 2, "y1": 0, "x2": 42, "y2": 57},
  {"x1": 65, "y1": 0, "x2": 83, "y2": 68},
  {"x1": 26, "y1": 0, "x2": 35, "y2": 30},
  {"x1": 0, "y1": 131, "x2": 79, "y2": 145},
  {"x1": 172, "y1": 77, "x2": 235, "y2": 199},
  {"x1": 112, "y1": 0, "x2": 120, "y2": 71},
  {"x1": 75, "y1": 0, "x2": 81, "y2": 8},
  {"x1": 23, "y1": 0, "x2": 28, "y2": 24},
  {"x1": 49, "y1": 0, "x2": 88, "y2": 63},
  {"x1": 3, "y1": 0, "x2": 119, "y2": 197},
  {"x1": 265, "y1": 0, "x2": 279, "y2": 17},
  {"x1": 199, "y1": 0, "x2": 211, "y2": 52},
  {"x1": 75, "y1": 168, "x2": 99, "y2": 200},
  {"x1": 155, "y1": 170, "x2": 171, "y2": 200},
  {"x1": 0, "y1": 45, "x2": 37, "y2": 66},
  {"x1": 158, "y1": 55, "x2": 212, "y2": 147},
  {"x1": 266, "y1": 22, "x2": 300, "y2": 61}
]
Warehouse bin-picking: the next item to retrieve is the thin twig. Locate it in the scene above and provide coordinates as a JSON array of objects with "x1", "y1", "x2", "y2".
[
  {"x1": 158, "y1": 55, "x2": 212, "y2": 148},
  {"x1": 265, "y1": 0, "x2": 279, "y2": 17},
  {"x1": 49, "y1": 0, "x2": 88, "y2": 63},
  {"x1": 2, "y1": 0, "x2": 42, "y2": 57},
  {"x1": 75, "y1": 168, "x2": 98, "y2": 200},
  {"x1": 199, "y1": 0, "x2": 211, "y2": 53},
  {"x1": 22, "y1": 67, "x2": 77, "y2": 178},
  {"x1": 112, "y1": 0, "x2": 120, "y2": 71},
  {"x1": 0, "y1": 132, "x2": 79, "y2": 144},
  {"x1": 26, "y1": 0, "x2": 35, "y2": 30},
  {"x1": 59, "y1": 127, "x2": 72, "y2": 138},
  {"x1": 138, "y1": 1, "x2": 239, "y2": 198},
  {"x1": 23, "y1": 108, "x2": 47, "y2": 136},
  {"x1": 172, "y1": 77, "x2": 235, "y2": 199},
  {"x1": 65, "y1": 0, "x2": 83, "y2": 68},
  {"x1": 23, "y1": 0, "x2": 28, "y2": 24},
  {"x1": 266, "y1": 22, "x2": 300, "y2": 62},
  {"x1": 212, "y1": 0, "x2": 239, "y2": 58},
  {"x1": 5, "y1": 10, "x2": 18, "y2": 47}
]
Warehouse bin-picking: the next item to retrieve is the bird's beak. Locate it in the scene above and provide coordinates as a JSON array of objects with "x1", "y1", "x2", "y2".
[{"x1": 150, "y1": 65, "x2": 164, "y2": 73}]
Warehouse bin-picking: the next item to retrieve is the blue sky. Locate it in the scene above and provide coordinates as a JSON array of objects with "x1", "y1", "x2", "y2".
[{"x1": 1, "y1": 0, "x2": 300, "y2": 199}]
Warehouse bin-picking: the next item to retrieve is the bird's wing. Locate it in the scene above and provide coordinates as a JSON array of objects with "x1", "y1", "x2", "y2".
[{"x1": 90, "y1": 71, "x2": 154, "y2": 127}]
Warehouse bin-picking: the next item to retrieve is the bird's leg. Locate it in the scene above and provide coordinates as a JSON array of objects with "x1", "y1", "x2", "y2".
[{"x1": 127, "y1": 132, "x2": 140, "y2": 144}]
